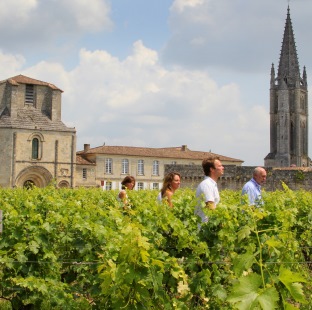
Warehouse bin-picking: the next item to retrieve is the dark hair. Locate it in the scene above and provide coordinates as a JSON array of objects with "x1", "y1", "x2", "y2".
[
  {"x1": 160, "y1": 172, "x2": 181, "y2": 197},
  {"x1": 121, "y1": 176, "x2": 136, "y2": 189},
  {"x1": 202, "y1": 156, "x2": 220, "y2": 176}
]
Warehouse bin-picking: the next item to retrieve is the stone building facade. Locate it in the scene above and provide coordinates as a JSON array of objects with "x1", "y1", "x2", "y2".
[
  {"x1": 76, "y1": 144, "x2": 243, "y2": 190},
  {"x1": 0, "y1": 75, "x2": 76, "y2": 188},
  {"x1": 265, "y1": 7, "x2": 310, "y2": 167}
]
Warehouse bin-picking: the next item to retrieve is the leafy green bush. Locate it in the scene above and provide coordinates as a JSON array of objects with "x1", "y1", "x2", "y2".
[{"x1": 0, "y1": 185, "x2": 311, "y2": 309}]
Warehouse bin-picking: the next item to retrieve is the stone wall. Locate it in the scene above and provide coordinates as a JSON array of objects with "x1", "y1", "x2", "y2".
[{"x1": 165, "y1": 164, "x2": 312, "y2": 191}]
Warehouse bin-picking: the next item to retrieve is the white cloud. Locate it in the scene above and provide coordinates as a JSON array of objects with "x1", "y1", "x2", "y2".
[
  {"x1": 0, "y1": 50, "x2": 25, "y2": 76},
  {"x1": 61, "y1": 0, "x2": 112, "y2": 31},
  {"x1": 171, "y1": 0, "x2": 206, "y2": 13},
  {"x1": 8, "y1": 40, "x2": 269, "y2": 165},
  {"x1": 0, "y1": 0, "x2": 109, "y2": 33},
  {"x1": 0, "y1": 0, "x2": 112, "y2": 53},
  {"x1": 0, "y1": 0, "x2": 37, "y2": 24},
  {"x1": 125, "y1": 41, "x2": 159, "y2": 67}
]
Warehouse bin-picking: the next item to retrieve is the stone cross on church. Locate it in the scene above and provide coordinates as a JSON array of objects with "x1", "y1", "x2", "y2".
[{"x1": 264, "y1": 6, "x2": 310, "y2": 167}]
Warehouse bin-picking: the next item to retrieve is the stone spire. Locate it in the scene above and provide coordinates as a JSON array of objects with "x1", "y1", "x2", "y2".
[
  {"x1": 265, "y1": 6, "x2": 310, "y2": 168},
  {"x1": 303, "y1": 66, "x2": 307, "y2": 86},
  {"x1": 277, "y1": 6, "x2": 300, "y2": 86},
  {"x1": 270, "y1": 63, "x2": 275, "y2": 86}
]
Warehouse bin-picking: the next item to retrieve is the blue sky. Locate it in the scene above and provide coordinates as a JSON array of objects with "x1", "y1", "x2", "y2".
[{"x1": 0, "y1": 0, "x2": 311, "y2": 166}]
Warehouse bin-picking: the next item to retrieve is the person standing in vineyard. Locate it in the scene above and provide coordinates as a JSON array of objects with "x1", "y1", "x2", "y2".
[
  {"x1": 157, "y1": 172, "x2": 181, "y2": 207},
  {"x1": 118, "y1": 176, "x2": 136, "y2": 208},
  {"x1": 241, "y1": 167, "x2": 267, "y2": 206},
  {"x1": 195, "y1": 157, "x2": 224, "y2": 223}
]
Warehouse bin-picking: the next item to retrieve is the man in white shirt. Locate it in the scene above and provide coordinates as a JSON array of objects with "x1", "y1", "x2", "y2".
[{"x1": 195, "y1": 157, "x2": 224, "y2": 223}]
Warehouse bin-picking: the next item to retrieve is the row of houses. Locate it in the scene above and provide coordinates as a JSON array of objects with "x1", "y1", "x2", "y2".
[{"x1": 76, "y1": 144, "x2": 243, "y2": 190}]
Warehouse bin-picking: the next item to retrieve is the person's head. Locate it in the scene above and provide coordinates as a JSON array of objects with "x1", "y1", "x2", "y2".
[
  {"x1": 202, "y1": 156, "x2": 224, "y2": 180},
  {"x1": 253, "y1": 167, "x2": 267, "y2": 186},
  {"x1": 161, "y1": 172, "x2": 181, "y2": 196},
  {"x1": 121, "y1": 176, "x2": 135, "y2": 190}
]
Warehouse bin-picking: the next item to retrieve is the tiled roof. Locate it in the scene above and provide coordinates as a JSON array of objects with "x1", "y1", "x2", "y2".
[
  {"x1": 0, "y1": 106, "x2": 75, "y2": 132},
  {"x1": 77, "y1": 145, "x2": 243, "y2": 163},
  {"x1": 0, "y1": 74, "x2": 62, "y2": 91},
  {"x1": 76, "y1": 155, "x2": 95, "y2": 165}
]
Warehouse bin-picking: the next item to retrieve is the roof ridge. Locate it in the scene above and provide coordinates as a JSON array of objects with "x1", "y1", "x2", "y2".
[
  {"x1": 78, "y1": 144, "x2": 243, "y2": 162},
  {"x1": 0, "y1": 74, "x2": 62, "y2": 91}
]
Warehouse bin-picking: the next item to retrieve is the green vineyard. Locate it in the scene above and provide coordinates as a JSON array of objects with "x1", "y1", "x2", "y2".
[{"x1": 0, "y1": 185, "x2": 311, "y2": 309}]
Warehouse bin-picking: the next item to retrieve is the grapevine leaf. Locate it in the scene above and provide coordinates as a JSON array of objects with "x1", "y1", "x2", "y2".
[
  {"x1": 228, "y1": 291, "x2": 258, "y2": 310},
  {"x1": 190, "y1": 269, "x2": 212, "y2": 296},
  {"x1": 279, "y1": 267, "x2": 308, "y2": 303},
  {"x1": 212, "y1": 284, "x2": 227, "y2": 300},
  {"x1": 227, "y1": 273, "x2": 262, "y2": 303},
  {"x1": 227, "y1": 274, "x2": 279, "y2": 309},
  {"x1": 233, "y1": 252, "x2": 256, "y2": 277},
  {"x1": 285, "y1": 282, "x2": 307, "y2": 304},
  {"x1": 42, "y1": 222, "x2": 50, "y2": 232},
  {"x1": 237, "y1": 226, "x2": 251, "y2": 242},
  {"x1": 29, "y1": 240, "x2": 39, "y2": 254},
  {"x1": 265, "y1": 238, "x2": 283, "y2": 248},
  {"x1": 151, "y1": 258, "x2": 165, "y2": 272},
  {"x1": 140, "y1": 249, "x2": 150, "y2": 263},
  {"x1": 257, "y1": 286, "x2": 279, "y2": 309},
  {"x1": 279, "y1": 267, "x2": 307, "y2": 284}
]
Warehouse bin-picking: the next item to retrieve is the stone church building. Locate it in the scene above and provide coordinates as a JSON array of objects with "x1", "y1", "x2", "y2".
[
  {"x1": 0, "y1": 75, "x2": 76, "y2": 188},
  {"x1": 264, "y1": 6, "x2": 310, "y2": 167}
]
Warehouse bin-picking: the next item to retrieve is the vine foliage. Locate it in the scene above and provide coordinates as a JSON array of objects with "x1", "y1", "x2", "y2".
[{"x1": 0, "y1": 185, "x2": 311, "y2": 309}]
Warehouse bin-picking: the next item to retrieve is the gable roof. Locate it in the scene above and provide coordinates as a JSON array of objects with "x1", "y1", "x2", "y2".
[
  {"x1": 76, "y1": 154, "x2": 95, "y2": 165},
  {"x1": 0, "y1": 74, "x2": 62, "y2": 91},
  {"x1": 78, "y1": 144, "x2": 243, "y2": 163}
]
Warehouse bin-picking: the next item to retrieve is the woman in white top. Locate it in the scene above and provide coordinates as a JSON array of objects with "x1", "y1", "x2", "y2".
[{"x1": 157, "y1": 172, "x2": 181, "y2": 207}]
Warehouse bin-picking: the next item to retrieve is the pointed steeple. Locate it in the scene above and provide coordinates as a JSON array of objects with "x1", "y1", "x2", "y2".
[
  {"x1": 265, "y1": 5, "x2": 310, "y2": 168},
  {"x1": 270, "y1": 63, "x2": 275, "y2": 86},
  {"x1": 277, "y1": 6, "x2": 300, "y2": 86},
  {"x1": 303, "y1": 66, "x2": 307, "y2": 86}
]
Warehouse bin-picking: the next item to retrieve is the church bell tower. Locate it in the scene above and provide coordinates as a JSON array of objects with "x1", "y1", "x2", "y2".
[{"x1": 265, "y1": 6, "x2": 309, "y2": 167}]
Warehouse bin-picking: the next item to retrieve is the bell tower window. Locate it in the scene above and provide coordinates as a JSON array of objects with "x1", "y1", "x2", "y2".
[{"x1": 25, "y1": 84, "x2": 34, "y2": 105}]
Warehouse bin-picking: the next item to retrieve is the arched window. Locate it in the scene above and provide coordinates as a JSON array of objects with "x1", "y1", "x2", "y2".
[
  {"x1": 24, "y1": 180, "x2": 35, "y2": 189},
  {"x1": 58, "y1": 181, "x2": 69, "y2": 188},
  {"x1": 32, "y1": 138, "x2": 39, "y2": 159},
  {"x1": 28, "y1": 132, "x2": 44, "y2": 160}
]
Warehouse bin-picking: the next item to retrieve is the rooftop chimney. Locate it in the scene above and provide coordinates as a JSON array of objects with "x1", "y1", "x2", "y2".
[
  {"x1": 84, "y1": 144, "x2": 90, "y2": 152},
  {"x1": 181, "y1": 145, "x2": 187, "y2": 151}
]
